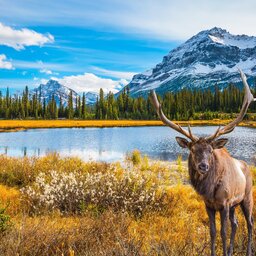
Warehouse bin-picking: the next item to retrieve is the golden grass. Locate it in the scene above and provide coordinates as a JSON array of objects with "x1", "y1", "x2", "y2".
[
  {"x1": 0, "y1": 154, "x2": 255, "y2": 255},
  {"x1": 0, "y1": 185, "x2": 20, "y2": 215},
  {"x1": 0, "y1": 153, "x2": 112, "y2": 187},
  {"x1": 0, "y1": 119, "x2": 255, "y2": 132},
  {"x1": 0, "y1": 186, "x2": 255, "y2": 256},
  {"x1": 0, "y1": 120, "x2": 162, "y2": 131}
]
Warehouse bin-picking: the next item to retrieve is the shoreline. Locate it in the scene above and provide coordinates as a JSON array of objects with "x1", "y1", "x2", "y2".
[{"x1": 0, "y1": 119, "x2": 255, "y2": 132}]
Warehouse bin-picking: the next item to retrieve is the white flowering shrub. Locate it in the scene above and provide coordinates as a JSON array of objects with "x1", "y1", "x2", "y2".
[
  {"x1": 21, "y1": 171, "x2": 85, "y2": 213},
  {"x1": 21, "y1": 168, "x2": 166, "y2": 216}
]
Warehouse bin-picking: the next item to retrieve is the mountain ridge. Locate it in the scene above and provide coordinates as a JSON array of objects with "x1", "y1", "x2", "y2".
[
  {"x1": 29, "y1": 27, "x2": 256, "y2": 103},
  {"x1": 32, "y1": 80, "x2": 98, "y2": 106},
  {"x1": 123, "y1": 27, "x2": 256, "y2": 97}
]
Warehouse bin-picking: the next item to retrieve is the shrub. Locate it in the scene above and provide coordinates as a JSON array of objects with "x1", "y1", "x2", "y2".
[
  {"x1": 176, "y1": 155, "x2": 183, "y2": 171},
  {"x1": 0, "y1": 212, "x2": 141, "y2": 256},
  {"x1": 0, "y1": 154, "x2": 255, "y2": 255},
  {"x1": 0, "y1": 202, "x2": 12, "y2": 233},
  {"x1": 0, "y1": 155, "x2": 37, "y2": 187},
  {"x1": 126, "y1": 150, "x2": 142, "y2": 166},
  {"x1": 0, "y1": 153, "x2": 111, "y2": 188},
  {"x1": 21, "y1": 168, "x2": 166, "y2": 216},
  {"x1": 0, "y1": 185, "x2": 21, "y2": 215}
]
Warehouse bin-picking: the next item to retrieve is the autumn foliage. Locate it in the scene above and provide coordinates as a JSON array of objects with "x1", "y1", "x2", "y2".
[{"x1": 0, "y1": 152, "x2": 255, "y2": 255}]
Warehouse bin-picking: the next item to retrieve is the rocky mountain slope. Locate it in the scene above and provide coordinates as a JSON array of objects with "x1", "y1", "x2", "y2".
[
  {"x1": 124, "y1": 27, "x2": 256, "y2": 97},
  {"x1": 32, "y1": 80, "x2": 98, "y2": 106}
]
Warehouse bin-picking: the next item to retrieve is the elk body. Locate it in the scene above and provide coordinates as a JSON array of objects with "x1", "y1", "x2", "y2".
[{"x1": 151, "y1": 70, "x2": 255, "y2": 256}]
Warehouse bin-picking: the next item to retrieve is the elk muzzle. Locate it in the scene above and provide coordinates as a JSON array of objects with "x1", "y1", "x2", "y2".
[{"x1": 198, "y1": 162, "x2": 209, "y2": 173}]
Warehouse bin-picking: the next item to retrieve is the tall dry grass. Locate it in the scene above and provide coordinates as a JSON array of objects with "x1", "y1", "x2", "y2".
[
  {"x1": 0, "y1": 152, "x2": 255, "y2": 255},
  {"x1": 0, "y1": 119, "x2": 256, "y2": 132}
]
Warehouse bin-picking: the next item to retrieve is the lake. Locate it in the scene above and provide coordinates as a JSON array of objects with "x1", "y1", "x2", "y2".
[{"x1": 0, "y1": 126, "x2": 255, "y2": 163}]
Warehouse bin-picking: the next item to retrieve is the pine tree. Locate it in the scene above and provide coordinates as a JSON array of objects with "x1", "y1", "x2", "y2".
[
  {"x1": 68, "y1": 91, "x2": 74, "y2": 119},
  {"x1": 82, "y1": 93, "x2": 86, "y2": 119}
]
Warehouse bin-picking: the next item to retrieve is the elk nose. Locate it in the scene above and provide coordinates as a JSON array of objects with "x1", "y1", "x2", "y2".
[{"x1": 198, "y1": 162, "x2": 209, "y2": 172}]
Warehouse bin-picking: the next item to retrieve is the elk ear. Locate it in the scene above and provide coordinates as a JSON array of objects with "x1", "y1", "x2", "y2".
[
  {"x1": 211, "y1": 138, "x2": 228, "y2": 149},
  {"x1": 176, "y1": 137, "x2": 190, "y2": 148}
]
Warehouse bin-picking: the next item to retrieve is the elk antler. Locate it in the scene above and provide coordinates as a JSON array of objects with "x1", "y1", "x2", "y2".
[
  {"x1": 206, "y1": 69, "x2": 256, "y2": 141},
  {"x1": 150, "y1": 90, "x2": 199, "y2": 142}
]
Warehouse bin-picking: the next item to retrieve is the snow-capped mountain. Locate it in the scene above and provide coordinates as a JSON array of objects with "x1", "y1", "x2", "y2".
[
  {"x1": 32, "y1": 80, "x2": 98, "y2": 106},
  {"x1": 32, "y1": 80, "x2": 78, "y2": 107},
  {"x1": 84, "y1": 91, "x2": 98, "y2": 105},
  {"x1": 124, "y1": 27, "x2": 256, "y2": 97}
]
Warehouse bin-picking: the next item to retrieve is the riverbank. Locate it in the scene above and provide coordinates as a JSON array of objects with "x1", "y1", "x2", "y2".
[{"x1": 0, "y1": 119, "x2": 256, "y2": 132}]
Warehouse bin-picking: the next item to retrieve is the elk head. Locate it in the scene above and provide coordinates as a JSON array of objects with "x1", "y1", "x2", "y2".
[
  {"x1": 150, "y1": 69, "x2": 256, "y2": 175},
  {"x1": 175, "y1": 137, "x2": 228, "y2": 174}
]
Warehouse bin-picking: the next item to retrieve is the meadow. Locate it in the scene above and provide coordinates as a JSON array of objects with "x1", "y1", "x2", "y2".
[
  {"x1": 0, "y1": 151, "x2": 255, "y2": 255},
  {"x1": 0, "y1": 119, "x2": 256, "y2": 132}
]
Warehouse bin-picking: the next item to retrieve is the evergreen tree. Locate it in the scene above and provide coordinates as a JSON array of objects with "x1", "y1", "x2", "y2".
[
  {"x1": 82, "y1": 93, "x2": 86, "y2": 119},
  {"x1": 0, "y1": 83, "x2": 252, "y2": 120},
  {"x1": 68, "y1": 91, "x2": 74, "y2": 119}
]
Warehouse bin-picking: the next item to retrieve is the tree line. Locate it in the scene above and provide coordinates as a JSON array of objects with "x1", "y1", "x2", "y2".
[{"x1": 0, "y1": 84, "x2": 256, "y2": 120}]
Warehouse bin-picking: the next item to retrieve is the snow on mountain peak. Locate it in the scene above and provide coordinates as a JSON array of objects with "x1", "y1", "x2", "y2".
[
  {"x1": 207, "y1": 28, "x2": 256, "y2": 49},
  {"x1": 32, "y1": 79, "x2": 78, "y2": 107},
  {"x1": 208, "y1": 35, "x2": 225, "y2": 45},
  {"x1": 32, "y1": 79, "x2": 98, "y2": 106},
  {"x1": 123, "y1": 27, "x2": 256, "y2": 97}
]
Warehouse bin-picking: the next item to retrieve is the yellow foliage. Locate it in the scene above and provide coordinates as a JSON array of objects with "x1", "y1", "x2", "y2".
[
  {"x1": 0, "y1": 119, "x2": 255, "y2": 132},
  {"x1": 0, "y1": 119, "x2": 163, "y2": 131},
  {"x1": 0, "y1": 153, "x2": 112, "y2": 187},
  {"x1": 126, "y1": 149, "x2": 142, "y2": 166},
  {"x1": 128, "y1": 185, "x2": 210, "y2": 254},
  {"x1": 0, "y1": 185, "x2": 21, "y2": 215},
  {"x1": 0, "y1": 155, "x2": 254, "y2": 255}
]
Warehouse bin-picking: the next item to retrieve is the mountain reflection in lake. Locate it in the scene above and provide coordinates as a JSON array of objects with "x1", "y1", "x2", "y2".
[{"x1": 0, "y1": 126, "x2": 255, "y2": 163}]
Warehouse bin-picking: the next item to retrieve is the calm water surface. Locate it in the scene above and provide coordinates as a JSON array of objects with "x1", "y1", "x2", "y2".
[{"x1": 0, "y1": 126, "x2": 255, "y2": 163}]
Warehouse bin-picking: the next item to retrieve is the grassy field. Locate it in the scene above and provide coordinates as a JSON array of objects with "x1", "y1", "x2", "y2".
[
  {"x1": 0, "y1": 119, "x2": 256, "y2": 132},
  {"x1": 0, "y1": 151, "x2": 255, "y2": 255}
]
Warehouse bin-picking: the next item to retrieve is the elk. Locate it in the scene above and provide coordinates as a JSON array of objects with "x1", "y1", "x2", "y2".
[{"x1": 151, "y1": 69, "x2": 255, "y2": 256}]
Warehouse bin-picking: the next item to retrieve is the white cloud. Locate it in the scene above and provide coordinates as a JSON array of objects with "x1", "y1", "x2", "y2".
[
  {"x1": 1, "y1": 1, "x2": 256, "y2": 41},
  {"x1": 39, "y1": 78, "x2": 48, "y2": 85},
  {"x1": 0, "y1": 22, "x2": 54, "y2": 50},
  {"x1": 0, "y1": 54, "x2": 13, "y2": 69},
  {"x1": 53, "y1": 73, "x2": 128, "y2": 93},
  {"x1": 13, "y1": 60, "x2": 72, "y2": 73},
  {"x1": 92, "y1": 67, "x2": 136, "y2": 80},
  {"x1": 40, "y1": 68, "x2": 59, "y2": 75},
  {"x1": 40, "y1": 68, "x2": 53, "y2": 75}
]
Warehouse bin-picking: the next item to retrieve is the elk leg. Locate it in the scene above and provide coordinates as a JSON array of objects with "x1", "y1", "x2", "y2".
[
  {"x1": 228, "y1": 207, "x2": 238, "y2": 256},
  {"x1": 206, "y1": 206, "x2": 216, "y2": 256},
  {"x1": 220, "y1": 207, "x2": 229, "y2": 256},
  {"x1": 240, "y1": 199, "x2": 253, "y2": 256}
]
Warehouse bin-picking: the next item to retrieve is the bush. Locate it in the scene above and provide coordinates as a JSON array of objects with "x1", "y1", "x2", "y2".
[
  {"x1": 0, "y1": 185, "x2": 21, "y2": 215},
  {"x1": 126, "y1": 150, "x2": 142, "y2": 166},
  {"x1": 0, "y1": 202, "x2": 12, "y2": 233},
  {"x1": 0, "y1": 154, "x2": 255, "y2": 255},
  {"x1": 0, "y1": 153, "x2": 110, "y2": 188},
  {"x1": 21, "y1": 168, "x2": 166, "y2": 216},
  {"x1": 0, "y1": 212, "x2": 141, "y2": 256}
]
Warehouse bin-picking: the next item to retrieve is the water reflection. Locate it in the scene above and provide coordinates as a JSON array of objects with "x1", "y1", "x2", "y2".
[{"x1": 0, "y1": 126, "x2": 254, "y2": 163}]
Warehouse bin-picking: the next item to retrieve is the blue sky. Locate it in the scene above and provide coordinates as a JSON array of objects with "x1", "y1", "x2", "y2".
[{"x1": 0, "y1": 0, "x2": 255, "y2": 93}]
